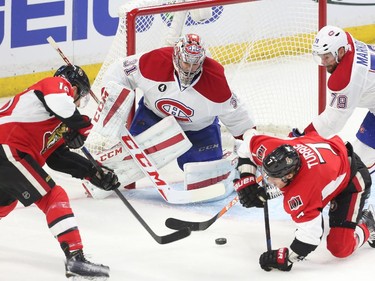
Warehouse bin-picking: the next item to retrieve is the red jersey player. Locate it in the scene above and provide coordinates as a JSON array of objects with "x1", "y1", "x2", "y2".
[
  {"x1": 234, "y1": 129, "x2": 374, "y2": 271},
  {"x1": 0, "y1": 65, "x2": 119, "y2": 278}
]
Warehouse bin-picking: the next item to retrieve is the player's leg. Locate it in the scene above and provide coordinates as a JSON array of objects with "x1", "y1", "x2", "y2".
[
  {"x1": 35, "y1": 185, "x2": 82, "y2": 251},
  {"x1": 129, "y1": 97, "x2": 163, "y2": 136},
  {"x1": 0, "y1": 193, "x2": 17, "y2": 218},
  {"x1": 326, "y1": 149, "x2": 372, "y2": 257},
  {"x1": 354, "y1": 110, "x2": 375, "y2": 174},
  {"x1": 0, "y1": 144, "x2": 109, "y2": 277},
  {"x1": 177, "y1": 117, "x2": 223, "y2": 170}
]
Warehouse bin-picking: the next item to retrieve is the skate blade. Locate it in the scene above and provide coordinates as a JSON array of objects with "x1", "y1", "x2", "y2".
[{"x1": 68, "y1": 275, "x2": 108, "y2": 281}]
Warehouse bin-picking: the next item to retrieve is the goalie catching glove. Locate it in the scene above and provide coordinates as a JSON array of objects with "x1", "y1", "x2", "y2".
[{"x1": 86, "y1": 164, "x2": 120, "y2": 191}]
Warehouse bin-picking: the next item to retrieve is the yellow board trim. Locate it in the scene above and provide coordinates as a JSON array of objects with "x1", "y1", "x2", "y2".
[{"x1": 0, "y1": 64, "x2": 102, "y2": 98}]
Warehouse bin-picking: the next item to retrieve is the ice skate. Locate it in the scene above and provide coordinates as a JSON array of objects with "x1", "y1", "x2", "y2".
[{"x1": 62, "y1": 243, "x2": 110, "y2": 279}]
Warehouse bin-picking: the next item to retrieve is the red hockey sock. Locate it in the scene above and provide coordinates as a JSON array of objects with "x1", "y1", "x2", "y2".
[{"x1": 35, "y1": 185, "x2": 83, "y2": 251}]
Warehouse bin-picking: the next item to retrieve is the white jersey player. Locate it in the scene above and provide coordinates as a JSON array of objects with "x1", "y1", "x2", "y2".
[
  {"x1": 99, "y1": 33, "x2": 254, "y2": 170},
  {"x1": 290, "y1": 25, "x2": 375, "y2": 173}
]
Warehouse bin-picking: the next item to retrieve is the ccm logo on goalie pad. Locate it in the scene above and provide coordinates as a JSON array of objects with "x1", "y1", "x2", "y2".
[
  {"x1": 121, "y1": 135, "x2": 167, "y2": 187},
  {"x1": 93, "y1": 89, "x2": 109, "y2": 123}
]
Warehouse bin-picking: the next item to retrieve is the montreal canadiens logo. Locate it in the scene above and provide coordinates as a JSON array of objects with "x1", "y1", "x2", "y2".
[
  {"x1": 155, "y1": 98, "x2": 194, "y2": 122},
  {"x1": 186, "y1": 43, "x2": 202, "y2": 55}
]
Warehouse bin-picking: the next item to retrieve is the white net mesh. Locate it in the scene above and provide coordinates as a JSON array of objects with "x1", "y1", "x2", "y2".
[{"x1": 83, "y1": 0, "x2": 322, "y2": 155}]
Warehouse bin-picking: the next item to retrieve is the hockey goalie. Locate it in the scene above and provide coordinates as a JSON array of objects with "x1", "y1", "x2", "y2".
[{"x1": 84, "y1": 33, "x2": 255, "y2": 203}]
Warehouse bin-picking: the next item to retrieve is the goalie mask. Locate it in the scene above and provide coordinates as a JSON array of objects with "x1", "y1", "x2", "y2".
[
  {"x1": 262, "y1": 145, "x2": 301, "y2": 184},
  {"x1": 312, "y1": 25, "x2": 349, "y2": 66},
  {"x1": 54, "y1": 65, "x2": 90, "y2": 107},
  {"x1": 173, "y1": 33, "x2": 206, "y2": 90}
]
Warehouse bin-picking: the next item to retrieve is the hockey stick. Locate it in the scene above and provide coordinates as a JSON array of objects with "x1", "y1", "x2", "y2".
[
  {"x1": 46, "y1": 36, "x2": 100, "y2": 104},
  {"x1": 47, "y1": 36, "x2": 224, "y2": 204},
  {"x1": 165, "y1": 176, "x2": 282, "y2": 231},
  {"x1": 165, "y1": 195, "x2": 239, "y2": 231},
  {"x1": 80, "y1": 146, "x2": 191, "y2": 244},
  {"x1": 263, "y1": 198, "x2": 272, "y2": 251}
]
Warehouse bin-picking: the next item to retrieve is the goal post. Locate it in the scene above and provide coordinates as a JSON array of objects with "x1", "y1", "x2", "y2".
[{"x1": 86, "y1": 0, "x2": 327, "y2": 155}]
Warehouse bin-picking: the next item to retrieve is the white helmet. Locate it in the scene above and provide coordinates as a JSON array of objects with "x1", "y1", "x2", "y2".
[
  {"x1": 173, "y1": 34, "x2": 206, "y2": 89},
  {"x1": 312, "y1": 25, "x2": 349, "y2": 64}
]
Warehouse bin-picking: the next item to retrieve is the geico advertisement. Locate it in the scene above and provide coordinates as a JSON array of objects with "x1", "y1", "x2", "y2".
[{"x1": 0, "y1": 0, "x2": 121, "y2": 77}]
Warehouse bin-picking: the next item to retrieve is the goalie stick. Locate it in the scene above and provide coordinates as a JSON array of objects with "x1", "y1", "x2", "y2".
[
  {"x1": 165, "y1": 177, "x2": 282, "y2": 231},
  {"x1": 81, "y1": 146, "x2": 191, "y2": 244},
  {"x1": 47, "y1": 36, "x2": 225, "y2": 204}
]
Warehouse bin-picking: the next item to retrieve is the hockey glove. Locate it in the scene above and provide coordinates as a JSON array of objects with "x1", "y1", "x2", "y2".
[
  {"x1": 88, "y1": 165, "x2": 120, "y2": 191},
  {"x1": 234, "y1": 175, "x2": 267, "y2": 208},
  {"x1": 259, "y1": 248, "x2": 293, "y2": 272},
  {"x1": 288, "y1": 128, "x2": 305, "y2": 138},
  {"x1": 63, "y1": 115, "x2": 93, "y2": 149}
]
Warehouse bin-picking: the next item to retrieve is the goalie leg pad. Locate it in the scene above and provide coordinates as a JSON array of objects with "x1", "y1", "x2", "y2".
[
  {"x1": 183, "y1": 152, "x2": 239, "y2": 201},
  {"x1": 84, "y1": 116, "x2": 192, "y2": 198},
  {"x1": 91, "y1": 81, "x2": 135, "y2": 139}
]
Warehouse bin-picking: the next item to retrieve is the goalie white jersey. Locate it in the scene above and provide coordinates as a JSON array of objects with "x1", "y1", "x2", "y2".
[{"x1": 100, "y1": 47, "x2": 254, "y2": 137}]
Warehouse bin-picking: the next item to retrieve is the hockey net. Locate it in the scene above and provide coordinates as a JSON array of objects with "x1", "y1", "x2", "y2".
[{"x1": 83, "y1": 0, "x2": 326, "y2": 155}]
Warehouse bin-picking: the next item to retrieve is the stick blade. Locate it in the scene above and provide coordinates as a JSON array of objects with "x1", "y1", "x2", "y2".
[
  {"x1": 165, "y1": 217, "x2": 212, "y2": 231},
  {"x1": 156, "y1": 227, "x2": 191, "y2": 244}
]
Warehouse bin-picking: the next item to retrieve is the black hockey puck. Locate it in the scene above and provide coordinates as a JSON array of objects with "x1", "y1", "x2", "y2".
[{"x1": 215, "y1": 238, "x2": 227, "y2": 245}]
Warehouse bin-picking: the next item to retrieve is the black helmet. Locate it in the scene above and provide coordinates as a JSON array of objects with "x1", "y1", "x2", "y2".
[
  {"x1": 263, "y1": 145, "x2": 301, "y2": 178},
  {"x1": 54, "y1": 65, "x2": 90, "y2": 99}
]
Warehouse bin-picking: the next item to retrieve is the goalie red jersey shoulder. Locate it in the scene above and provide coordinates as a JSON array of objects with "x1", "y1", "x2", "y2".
[
  {"x1": 139, "y1": 47, "x2": 232, "y2": 103},
  {"x1": 139, "y1": 47, "x2": 175, "y2": 82}
]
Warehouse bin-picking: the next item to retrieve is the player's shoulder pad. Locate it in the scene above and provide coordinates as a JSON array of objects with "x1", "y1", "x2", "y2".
[
  {"x1": 139, "y1": 47, "x2": 175, "y2": 82},
  {"x1": 327, "y1": 33, "x2": 354, "y2": 92},
  {"x1": 194, "y1": 57, "x2": 232, "y2": 103}
]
